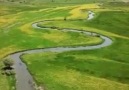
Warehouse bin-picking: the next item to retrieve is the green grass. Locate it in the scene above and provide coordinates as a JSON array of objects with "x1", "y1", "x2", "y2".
[
  {"x1": 7, "y1": 76, "x2": 16, "y2": 90},
  {"x1": 22, "y1": 51, "x2": 129, "y2": 90},
  {"x1": 0, "y1": 5, "x2": 103, "y2": 58},
  {"x1": 0, "y1": 63, "x2": 10, "y2": 90},
  {"x1": 0, "y1": 3, "x2": 104, "y2": 90},
  {"x1": 0, "y1": 1, "x2": 129, "y2": 90},
  {"x1": 22, "y1": 10, "x2": 129, "y2": 90},
  {"x1": 85, "y1": 11, "x2": 129, "y2": 37}
]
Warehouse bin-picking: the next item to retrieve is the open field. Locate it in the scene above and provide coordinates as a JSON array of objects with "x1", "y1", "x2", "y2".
[
  {"x1": 0, "y1": 0, "x2": 129, "y2": 90},
  {"x1": 0, "y1": 2, "x2": 103, "y2": 90},
  {"x1": 22, "y1": 10, "x2": 129, "y2": 90}
]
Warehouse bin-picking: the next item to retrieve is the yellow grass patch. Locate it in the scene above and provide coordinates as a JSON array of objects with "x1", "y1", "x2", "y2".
[
  {"x1": 0, "y1": 45, "x2": 18, "y2": 59},
  {"x1": 0, "y1": 18, "x2": 15, "y2": 23},
  {"x1": 54, "y1": 5, "x2": 77, "y2": 10},
  {"x1": 0, "y1": 17, "x2": 17, "y2": 27},
  {"x1": 43, "y1": 31, "x2": 68, "y2": 43},
  {"x1": 69, "y1": 4, "x2": 100, "y2": 19},
  {"x1": 30, "y1": 8, "x2": 51, "y2": 13},
  {"x1": 20, "y1": 23, "x2": 34, "y2": 35}
]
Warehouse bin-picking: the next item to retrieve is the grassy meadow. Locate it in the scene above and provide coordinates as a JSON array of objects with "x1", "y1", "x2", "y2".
[
  {"x1": 0, "y1": 0, "x2": 129, "y2": 90},
  {"x1": 22, "y1": 10, "x2": 129, "y2": 90}
]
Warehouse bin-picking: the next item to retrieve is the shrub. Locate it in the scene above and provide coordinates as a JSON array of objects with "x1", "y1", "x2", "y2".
[
  {"x1": 5, "y1": 70, "x2": 15, "y2": 76},
  {"x1": 3, "y1": 58, "x2": 14, "y2": 68}
]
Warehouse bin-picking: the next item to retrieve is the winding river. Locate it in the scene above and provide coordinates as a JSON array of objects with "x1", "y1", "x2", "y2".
[{"x1": 8, "y1": 12, "x2": 112, "y2": 90}]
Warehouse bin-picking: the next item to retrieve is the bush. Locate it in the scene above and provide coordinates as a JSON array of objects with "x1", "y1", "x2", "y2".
[
  {"x1": 3, "y1": 58, "x2": 14, "y2": 68},
  {"x1": 5, "y1": 70, "x2": 15, "y2": 76},
  {"x1": 1, "y1": 58, "x2": 15, "y2": 76}
]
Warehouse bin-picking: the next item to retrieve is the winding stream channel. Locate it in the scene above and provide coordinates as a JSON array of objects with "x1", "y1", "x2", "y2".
[{"x1": 8, "y1": 12, "x2": 112, "y2": 90}]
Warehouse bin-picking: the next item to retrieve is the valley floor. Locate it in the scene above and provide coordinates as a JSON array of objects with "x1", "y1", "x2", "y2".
[{"x1": 0, "y1": 1, "x2": 129, "y2": 90}]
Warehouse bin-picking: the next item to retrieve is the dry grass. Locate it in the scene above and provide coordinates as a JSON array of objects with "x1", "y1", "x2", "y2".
[
  {"x1": 69, "y1": 4, "x2": 100, "y2": 19},
  {"x1": 0, "y1": 45, "x2": 19, "y2": 58}
]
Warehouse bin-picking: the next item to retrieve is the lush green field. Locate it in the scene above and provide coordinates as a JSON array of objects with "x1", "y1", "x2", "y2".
[
  {"x1": 22, "y1": 10, "x2": 129, "y2": 90},
  {"x1": 0, "y1": 2, "x2": 104, "y2": 90},
  {"x1": 0, "y1": 1, "x2": 129, "y2": 90},
  {"x1": 22, "y1": 51, "x2": 129, "y2": 90}
]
